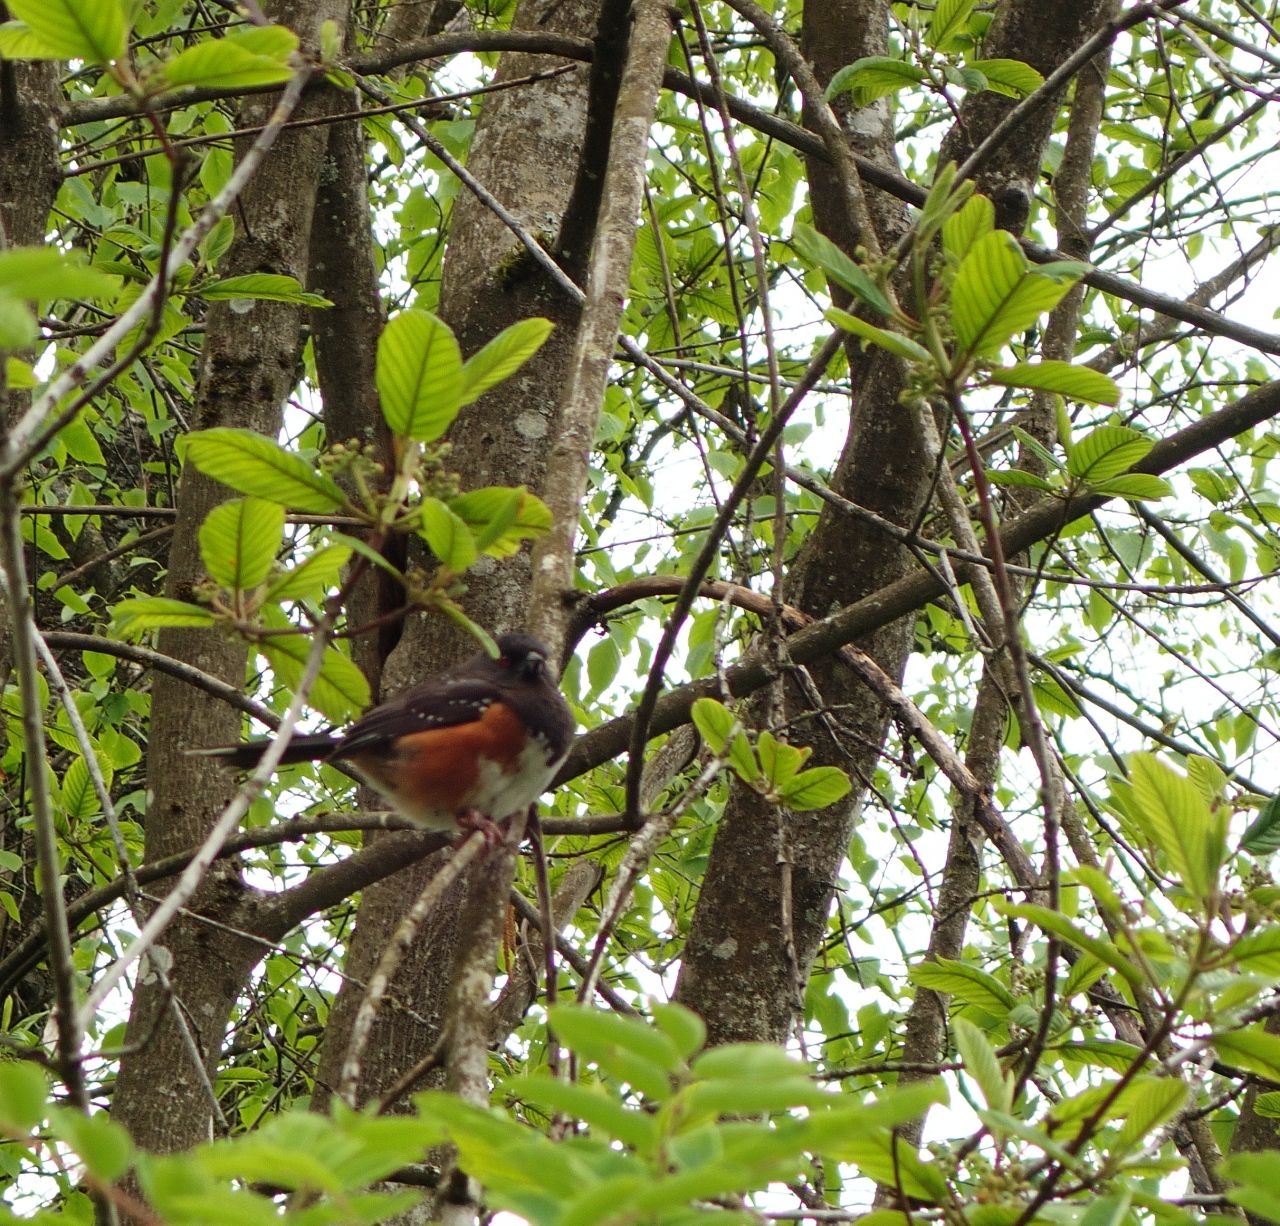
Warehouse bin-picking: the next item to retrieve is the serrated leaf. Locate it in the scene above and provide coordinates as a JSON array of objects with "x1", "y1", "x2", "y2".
[
  {"x1": 1089, "y1": 473, "x2": 1172, "y2": 501},
  {"x1": 376, "y1": 309, "x2": 464, "y2": 441},
  {"x1": 911, "y1": 958, "x2": 1016, "y2": 1014},
  {"x1": 986, "y1": 360, "x2": 1119, "y2": 405},
  {"x1": 782, "y1": 765, "x2": 852, "y2": 810},
  {"x1": 162, "y1": 26, "x2": 298, "y2": 90},
  {"x1": 458, "y1": 317, "x2": 554, "y2": 405},
  {"x1": 264, "y1": 544, "x2": 352, "y2": 604},
  {"x1": 418, "y1": 497, "x2": 478, "y2": 573},
  {"x1": 1066, "y1": 425, "x2": 1153, "y2": 481},
  {"x1": 1214, "y1": 1028, "x2": 1280, "y2": 1081},
  {"x1": 951, "y1": 231, "x2": 1077, "y2": 357},
  {"x1": 1128, "y1": 753, "x2": 1225, "y2": 902},
  {"x1": 791, "y1": 224, "x2": 892, "y2": 316},
  {"x1": 966, "y1": 58, "x2": 1044, "y2": 98},
  {"x1": 184, "y1": 428, "x2": 347, "y2": 513},
  {"x1": 196, "y1": 273, "x2": 331, "y2": 308},
  {"x1": 953, "y1": 1017, "x2": 1010, "y2": 1113},
  {"x1": 1242, "y1": 793, "x2": 1280, "y2": 856},
  {"x1": 927, "y1": 0, "x2": 975, "y2": 49},
  {"x1": 259, "y1": 640, "x2": 370, "y2": 724},
  {"x1": 691, "y1": 697, "x2": 735, "y2": 753},
  {"x1": 825, "y1": 56, "x2": 927, "y2": 107},
  {"x1": 4, "y1": 0, "x2": 126, "y2": 62},
  {"x1": 448, "y1": 486, "x2": 551, "y2": 557},
  {"x1": 198, "y1": 497, "x2": 284, "y2": 591},
  {"x1": 826, "y1": 307, "x2": 932, "y2": 362},
  {"x1": 1114, "y1": 1076, "x2": 1186, "y2": 1152},
  {"x1": 112, "y1": 597, "x2": 216, "y2": 638},
  {"x1": 942, "y1": 195, "x2": 994, "y2": 261}
]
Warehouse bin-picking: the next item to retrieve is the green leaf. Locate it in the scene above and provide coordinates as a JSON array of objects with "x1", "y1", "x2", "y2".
[
  {"x1": 162, "y1": 26, "x2": 299, "y2": 90},
  {"x1": 966, "y1": 58, "x2": 1045, "y2": 98},
  {"x1": 3, "y1": 0, "x2": 127, "y2": 62},
  {"x1": 1114, "y1": 1076, "x2": 1186, "y2": 1153},
  {"x1": 418, "y1": 497, "x2": 478, "y2": 573},
  {"x1": 790, "y1": 224, "x2": 892, "y2": 316},
  {"x1": 0, "y1": 247, "x2": 117, "y2": 303},
  {"x1": 782, "y1": 765, "x2": 852, "y2": 810},
  {"x1": 458, "y1": 317, "x2": 554, "y2": 405},
  {"x1": 651, "y1": 1002, "x2": 706, "y2": 1060},
  {"x1": 927, "y1": 0, "x2": 975, "y2": 49},
  {"x1": 547, "y1": 1006, "x2": 681, "y2": 1099},
  {"x1": 586, "y1": 636, "x2": 621, "y2": 695},
  {"x1": 825, "y1": 56, "x2": 927, "y2": 107},
  {"x1": 514, "y1": 1074, "x2": 658, "y2": 1151},
  {"x1": 0, "y1": 293, "x2": 35, "y2": 349},
  {"x1": 259, "y1": 639, "x2": 370, "y2": 724},
  {"x1": 1089, "y1": 473, "x2": 1172, "y2": 501},
  {"x1": 49, "y1": 1109, "x2": 132, "y2": 1183},
  {"x1": 1227, "y1": 926, "x2": 1280, "y2": 976},
  {"x1": 195, "y1": 274, "x2": 331, "y2": 308},
  {"x1": 447, "y1": 486, "x2": 551, "y2": 557},
  {"x1": 61, "y1": 755, "x2": 107, "y2": 819},
  {"x1": 198, "y1": 497, "x2": 284, "y2": 591},
  {"x1": 910, "y1": 958, "x2": 1016, "y2": 1015},
  {"x1": 825, "y1": 307, "x2": 932, "y2": 363},
  {"x1": 1242, "y1": 793, "x2": 1280, "y2": 855},
  {"x1": 376, "y1": 309, "x2": 464, "y2": 441},
  {"x1": 1066, "y1": 425, "x2": 1153, "y2": 482},
  {"x1": 691, "y1": 697, "x2": 736, "y2": 753},
  {"x1": 986, "y1": 361, "x2": 1119, "y2": 405},
  {"x1": 1214, "y1": 1028, "x2": 1280, "y2": 1081},
  {"x1": 0, "y1": 1061, "x2": 50, "y2": 1133},
  {"x1": 758, "y1": 731, "x2": 808, "y2": 790},
  {"x1": 986, "y1": 469, "x2": 1054, "y2": 492},
  {"x1": 1127, "y1": 752, "x2": 1225, "y2": 903},
  {"x1": 112, "y1": 597, "x2": 216, "y2": 638},
  {"x1": 264, "y1": 544, "x2": 353, "y2": 604},
  {"x1": 1224, "y1": 1152, "x2": 1280, "y2": 1221},
  {"x1": 953, "y1": 1017, "x2": 1010, "y2": 1114},
  {"x1": 942, "y1": 195, "x2": 994, "y2": 262},
  {"x1": 951, "y1": 231, "x2": 1077, "y2": 358},
  {"x1": 184, "y1": 428, "x2": 347, "y2": 513}
]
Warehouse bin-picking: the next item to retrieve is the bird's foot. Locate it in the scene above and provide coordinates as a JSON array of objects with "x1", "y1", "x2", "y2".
[{"x1": 456, "y1": 808, "x2": 506, "y2": 851}]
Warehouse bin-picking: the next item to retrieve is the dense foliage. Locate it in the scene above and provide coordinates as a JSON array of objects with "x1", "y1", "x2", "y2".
[{"x1": 2, "y1": 0, "x2": 1280, "y2": 1223}]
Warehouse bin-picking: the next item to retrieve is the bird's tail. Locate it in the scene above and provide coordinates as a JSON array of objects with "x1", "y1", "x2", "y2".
[{"x1": 188, "y1": 734, "x2": 340, "y2": 770}]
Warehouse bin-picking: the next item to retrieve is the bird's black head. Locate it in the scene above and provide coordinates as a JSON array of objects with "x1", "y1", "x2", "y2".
[{"x1": 495, "y1": 633, "x2": 552, "y2": 681}]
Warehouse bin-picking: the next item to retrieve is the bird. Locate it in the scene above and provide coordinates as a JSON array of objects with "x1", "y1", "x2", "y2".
[{"x1": 196, "y1": 632, "x2": 574, "y2": 836}]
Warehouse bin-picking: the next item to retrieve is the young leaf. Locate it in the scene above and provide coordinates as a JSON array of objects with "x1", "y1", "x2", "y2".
[
  {"x1": 264, "y1": 544, "x2": 353, "y2": 604},
  {"x1": 448, "y1": 486, "x2": 551, "y2": 557},
  {"x1": 965, "y1": 58, "x2": 1044, "y2": 97},
  {"x1": 196, "y1": 273, "x2": 331, "y2": 308},
  {"x1": 0, "y1": 246, "x2": 117, "y2": 303},
  {"x1": 910, "y1": 958, "x2": 1016, "y2": 1014},
  {"x1": 1127, "y1": 753, "x2": 1225, "y2": 903},
  {"x1": 1088, "y1": 473, "x2": 1171, "y2": 501},
  {"x1": 942, "y1": 195, "x2": 995, "y2": 262},
  {"x1": 825, "y1": 56, "x2": 927, "y2": 107},
  {"x1": 0, "y1": 1060, "x2": 50, "y2": 1133},
  {"x1": 996, "y1": 902, "x2": 1147, "y2": 989},
  {"x1": 690, "y1": 697, "x2": 736, "y2": 754},
  {"x1": 162, "y1": 26, "x2": 298, "y2": 90},
  {"x1": 1241, "y1": 793, "x2": 1280, "y2": 856},
  {"x1": 112, "y1": 597, "x2": 217, "y2": 638},
  {"x1": 376, "y1": 309, "x2": 464, "y2": 441},
  {"x1": 986, "y1": 361, "x2": 1119, "y2": 406},
  {"x1": 198, "y1": 497, "x2": 284, "y2": 591},
  {"x1": 951, "y1": 231, "x2": 1076, "y2": 357},
  {"x1": 782, "y1": 765, "x2": 852, "y2": 810},
  {"x1": 184, "y1": 428, "x2": 347, "y2": 513},
  {"x1": 458, "y1": 317, "x2": 554, "y2": 405},
  {"x1": 259, "y1": 640, "x2": 370, "y2": 723},
  {"x1": 3, "y1": 0, "x2": 127, "y2": 62},
  {"x1": 826, "y1": 307, "x2": 932, "y2": 363},
  {"x1": 927, "y1": 0, "x2": 976, "y2": 50},
  {"x1": 418, "y1": 497, "x2": 478, "y2": 573},
  {"x1": 1065, "y1": 424, "x2": 1153, "y2": 482},
  {"x1": 790, "y1": 224, "x2": 892, "y2": 316},
  {"x1": 953, "y1": 1017, "x2": 1011, "y2": 1114}
]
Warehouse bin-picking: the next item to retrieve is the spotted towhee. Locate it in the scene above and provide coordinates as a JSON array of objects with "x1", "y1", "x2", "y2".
[{"x1": 198, "y1": 633, "x2": 574, "y2": 833}]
